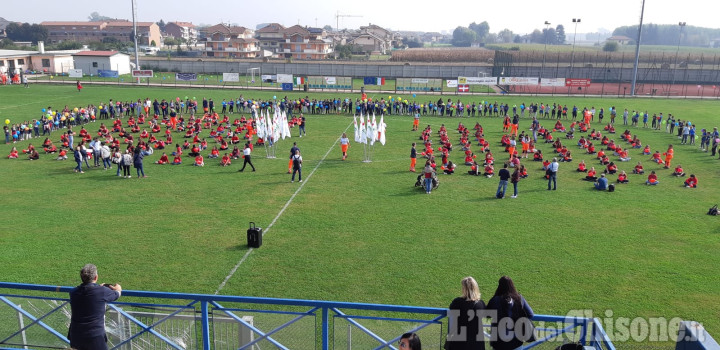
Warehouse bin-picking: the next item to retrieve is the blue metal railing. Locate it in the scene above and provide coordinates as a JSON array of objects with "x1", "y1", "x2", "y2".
[{"x1": 0, "y1": 281, "x2": 615, "y2": 349}]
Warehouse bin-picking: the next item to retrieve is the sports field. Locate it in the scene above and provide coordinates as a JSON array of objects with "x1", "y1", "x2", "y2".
[{"x1": 1, "y1": 85, "x2": 720, "y2": 345}]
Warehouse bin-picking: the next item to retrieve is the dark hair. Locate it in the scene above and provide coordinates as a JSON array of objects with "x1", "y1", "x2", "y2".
[
  {"x1": 400, "y1": 332, "x2": 422, "y2": 350},
  {"x1": 494, "y1": 275, "x2": 521, "y2": 306}
]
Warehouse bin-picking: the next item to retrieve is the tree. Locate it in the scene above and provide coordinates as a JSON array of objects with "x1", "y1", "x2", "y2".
[
  {"x1": 555, "y1": 24, "x2": 566, "y2": 44},
  {"x1": 603, "y1": 41, "x2": 619, "y2": 52},
  {"x1": 55, "y1": 41, "x2": 83, "y2": 50},
  {"x1": 5, "y1": 23, "x2": 48, "y2": 43},
  {"x1": 451, "y1": 26, "x2": 477, "y2": 47},
  {"x1": 529, "y1": 29, "x2": 543, "y2": 44},
  {"x1": 404, "y1": 37, "x2": 422, "y2": 48},
  {"x1": 542, "y1": 27, "x2": 557, "y2": 45},
  {"x1": 468, "y1": 21, "x2": 490, "y2": 42},
  {"x1": 498, "y1": 29, "x2": 514, "y2": 43},
  {"x1": 513, "y1": 35, "x2": 523, "y2": 44},
  {"x1": 88, "y1": 12, "x2": 113, "y2": 21},
  {"x1": 150, "y1": 40, "x2": 157, "y2": 47},
  {"x1": 164, "y1": 37, "x2": 178, "y2": 48},
  {"x1": 157, "y1": 19, "x2": 166, "y2": 32},
  {"x1": 323, "y1": 25, "x2": 333, "y2": 32},
  {"x1": 0, "y1": 38, "x2": 15, "y2": 49}
]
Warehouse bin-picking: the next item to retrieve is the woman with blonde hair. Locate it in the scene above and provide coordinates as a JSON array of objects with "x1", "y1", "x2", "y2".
[{"x1": 446, "y1": 276, "x2": 486, "y2": 350}]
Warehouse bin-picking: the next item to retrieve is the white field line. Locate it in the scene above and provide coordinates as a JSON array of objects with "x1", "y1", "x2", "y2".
[{"x1": 214, "y1": 121, "x2": 353, "y2": 294}]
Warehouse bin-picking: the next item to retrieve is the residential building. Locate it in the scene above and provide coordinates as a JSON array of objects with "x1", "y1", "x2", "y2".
[
  {"x1": 203, "y1": 24, "x2": 259, "y2": 58},
  {"x1": 255, "y1": 23, "x2": 286, "y2": 57},
  {"x1": 606, "y1": 35, "x2": 633, "y2": 45},
  {"x1": 351, "y1": 24, "x2": 396, "y2": 54},
  {"x1": 72, "y1": 51, "x2": 131, "y2": 75},
  {"x1": 165, "y1": 22, "x2": 198, "y2": 44},
  {"x1": 0, "y1": 43, "x2": 77, "y2": 74},
  {"x1": 280, "y1": 25, "x2": 332, "y2": 60},
  {"x1": 41, "y1": 20, "x2": 162, "y2": 47}
]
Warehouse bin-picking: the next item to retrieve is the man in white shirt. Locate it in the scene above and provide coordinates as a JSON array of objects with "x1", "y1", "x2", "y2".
[{"x1": 547, "y1": 157, "x2": 559, "y2": 190}]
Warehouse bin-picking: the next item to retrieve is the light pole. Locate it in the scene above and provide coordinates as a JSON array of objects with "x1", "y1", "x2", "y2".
[
  {"x1": 671, "y1": 22, "x2": 687, "y2": 90},
  {"x1": 570, "y1": 18, "x2": 581, "y2": 78},
  {"x1": 630, "y1": 0, "x2": 646, "y2": 96},
  {"x1": 131, "y1": 0, "x2": 140, "y2": 84},
  {"x1": 541, "y1": 21, "x2": 551, "y2": 80}
]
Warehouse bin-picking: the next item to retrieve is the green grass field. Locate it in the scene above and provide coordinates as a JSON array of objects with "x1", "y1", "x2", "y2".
[{"x1": 1, "y1": 84, "x2": 720, "y2": 345}]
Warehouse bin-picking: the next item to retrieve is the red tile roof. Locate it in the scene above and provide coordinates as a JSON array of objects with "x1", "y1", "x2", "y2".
[
  {"x1": 41, "y1": 21, "x2": 105, "y2": 26},
  {"x1": 170, "y1": 21, "x2": 195, "y2": 28}
]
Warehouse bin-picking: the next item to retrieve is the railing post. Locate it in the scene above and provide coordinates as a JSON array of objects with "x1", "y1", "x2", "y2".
[
  {"x1": 201, "y1": 300, "x2": 211, "y2": 350},
  {"x1": 579, "y1": 318, "x2": 589, "y2": 345},
  {"x1": 322, "y1": 307, "x2": 329, "y2": 350}
]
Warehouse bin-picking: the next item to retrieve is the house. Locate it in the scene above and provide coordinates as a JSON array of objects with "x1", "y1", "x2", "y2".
[
  {"x1": 351, "y1": 24, "x2": 395, "y2": 54},
  {"x1": 41, "y1": 20, "x2": 162, "y2": 47},
  {"x1": 165, "y1": 22, "x2": 198, "y2": 45},
  {"x1": 0, "y1": 42, "x2": 77, "y2": 74},
  {"x1": 41, "y1": 21, "x2": 108, "y2": 43},
  {"x1": 203, "y1": 24, "x2": 259, "y2": 58},
  {"x1": 280, "y1": 25, "x2": 332, "y2": 59},
  {"x1": 606, "y1": 35, "x2": 633, "y2": 45},
  {"x1": 104, "y1": 21, "x2": 162, "y2": 47},
  {"x1": 255, "y1": 23, "x2": 286, "y2": 57},
  {"x1": 72, "y1": 51, "x2": 131, "y2": 75}
]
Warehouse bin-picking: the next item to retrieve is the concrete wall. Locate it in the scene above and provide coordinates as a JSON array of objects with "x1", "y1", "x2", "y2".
[{"x1": 138, "y1": 58, "x2": 720, "y2": 85}]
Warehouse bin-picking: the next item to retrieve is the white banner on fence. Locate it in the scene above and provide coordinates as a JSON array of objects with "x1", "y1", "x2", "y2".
[
  {"x1": 277, "y1": 74, "x2": 293, "y2": 84},
  {"x1": 459, "y1": 76, "x2": 498, "y2": 85},
  {"x1": 222, "y1": 73, "x2": 240, "y2": 82},
  {"x1": 446, "y1": 80, "x2": 458, "y2": 88},
  {"x1": 498, "y1": 77, "x2": 540, "y2": 85},
  {"x1": 261, "y1": 74, "x2": 276, "y2": 81},
  {"x1": 324, "y1": 76, "x2": 336, "y2": 85},
  {"x1": 411, "y1": 78, "x2": 429, "y2": 84},
  {"x1": 68, "y1": 69, "x2": 82, "y2": 78},
  {"x1": 540, "y1": 78, "x2": 566, "y2": 87}
]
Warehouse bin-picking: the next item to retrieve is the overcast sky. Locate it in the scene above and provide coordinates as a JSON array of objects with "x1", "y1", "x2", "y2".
[{"x1": 8, "y1": 0, "x2": 716, "y2": 35}]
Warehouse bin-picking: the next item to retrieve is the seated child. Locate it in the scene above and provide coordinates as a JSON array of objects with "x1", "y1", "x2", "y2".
[
  {"x1": 633, "y1": 162, "x2": 645, "y2": 174},
  {"x1": 617, "y1": 171, "x2": 629, "y2": 183},
  {"x1": 56, "y1": 149, "x2": 68, "y2": 160},
  {"x1": 468, "y1": 161, "x2": 480, "y2": 176},
  {"x1": 155, "y1": 153, "x2": 169, "y2": 164},
  {"x1": 171, "y1": 155, "x2": 182, "y2": 165},
  {"x1": 8, "y1": 147, "x2": 18, "y2": 159},
  {"x1": 684, "y1": 174, "x2": 697, "y2": 188},
  {"x1": 483, "y1": 164, "x2": 494, "y2": 178},
  {"x1": 542, "y1": 159, "x2": 550, "y2": 171},
  {"x1": 194, "y1": 155, "x2": 204, "y2": 167},
  {"x1": 221, "y1": 153, "x2": 232, "y2": 166},
  {"x1": 646, "y1": 171, "x2": 659, "y2": 185},
  {"x1": 651, "y1": 151, "x2": 664, "y2": 165},
  {"x1": 642, "y1": 145, "x2": 651, "y2": 155},
  {"x1": 672, "y1": 165, "x2": 686, "y2": 177},
  {"x1": 604, "y1": 162, "x2": 618, "y2": 174},
  {"x1": 443, "y1": 161, "x2": 456, "y2": 175},
  {"x1": 618, "y1": 149, "x2": 631, "y2": 162},
  {"x1": 585, "y1": 167, "x2": 598, "y2": 181},
  {"x1": 577, "y1": 160, "x2": 587, "y2": 172},
  {"x1": 533, "y1": 149, "x2": 543, "y2": 161}
]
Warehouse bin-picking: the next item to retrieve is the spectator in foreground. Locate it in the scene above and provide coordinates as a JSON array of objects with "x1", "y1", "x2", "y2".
[
  {"x1": 399, "y1": 332, "x2": 421, "y2": 350},
  {"x1": 446, "y1": 276, "x2": 486, "y2": 350},
  {"x1": 68, "y1": 264, "x2": 122, "y2": 350},
  {"x1": 486, "y1": 276, "x2": 534, "y2": 350}
]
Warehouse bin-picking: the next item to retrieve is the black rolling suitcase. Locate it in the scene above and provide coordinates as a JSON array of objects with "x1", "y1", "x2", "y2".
[{"x1": 247, "y1": 222, "x2": 262, "y2": 248}]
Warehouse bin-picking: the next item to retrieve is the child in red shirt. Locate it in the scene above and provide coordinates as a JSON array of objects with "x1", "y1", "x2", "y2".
[
  {"x1": 171, "y1": 155, "x2": 182, "y2": 165},
  {"x1": 646, "y1": 171, "x2": 659, "y2": 185},
  {"x1": 585, "y1": 167, "x2": 598, "y2": 181},
  {"x1": 672, "y1": 165, "x2": 686, "y2": 177},
  {"x1": 617, "y1": 171, "x2": 629, "y2": 183},
  {"x1": 221, "y1": 153, "x2": 232, "y2": 166},
  {"x1": 577, "y1": 160, "x2": 587, "y2": 172},
  {"x1": 684, "y1": 174, "x2": 697, "y2": 188},
  {"x1": 633, "y1": 162, "x2": 645, "y2": 174}
]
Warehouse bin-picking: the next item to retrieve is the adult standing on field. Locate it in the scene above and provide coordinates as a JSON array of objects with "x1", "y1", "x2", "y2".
[
  {"x1": 288, "y1": 142, "x2": 300, "y2": 173},
  {"x1": 496, "y1": 163, "x2": 510, "y2": 199},
  {"x1": 239, "y1": 142, "x2": 256, "y2": 172},
  {"x1": 547, "y1": 157, "x2": 559, "y2": 190},
  {"x1": 68, "y1": 264, "x2": 122, "y2": 350},
  {"x1": 298, "y1": 114, "x2": 306, "y2": 137},
  {"x1": 291, "y1": 150, "x2": 303, "y2": 182}
]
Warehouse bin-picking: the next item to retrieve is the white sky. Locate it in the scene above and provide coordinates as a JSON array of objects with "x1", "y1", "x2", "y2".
[{"x1": 7, "y1": 0, "x2": 716, "y2": 35}]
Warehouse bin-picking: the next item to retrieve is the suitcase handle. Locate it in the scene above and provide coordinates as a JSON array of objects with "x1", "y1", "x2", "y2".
[{"x1": 249, "y1": 222, "x2": 255, "y2": 229}]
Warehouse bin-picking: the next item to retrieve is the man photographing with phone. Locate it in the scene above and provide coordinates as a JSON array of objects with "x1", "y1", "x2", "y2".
[{"x1": 68, "y1": 264, "x2": 122, "y2": 350}]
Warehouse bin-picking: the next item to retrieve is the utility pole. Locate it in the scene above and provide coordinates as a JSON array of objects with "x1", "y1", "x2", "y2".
[
  {"x1": 630, "y1": 0, "x2": 646, "y2": 97},
  {"x1": 570, "y1": 18, "x2": 581, "y2": 78},
  {"x1": 131, "y1": 0, "x2": 140, "y2": 84},
  {"x1": 541, "y1": 21, "x2": 551, "y2": 80}
]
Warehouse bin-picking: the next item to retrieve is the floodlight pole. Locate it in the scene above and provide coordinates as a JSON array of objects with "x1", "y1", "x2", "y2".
[
  {"x1": 630, "y1": 0, "x2": 646, "y2": 97},
  {"x1": 671, "y1": 22, "x2": 686, "y2": 91},
  {"x1": 570, "y1": 18, "x2": 581, "y2": 78},
  {"x1": 131, "y1": 0, "x2": 141, "y2": 84},
  {"x1": 541, "y1": 21, "x2": 551, "y2": 81}
]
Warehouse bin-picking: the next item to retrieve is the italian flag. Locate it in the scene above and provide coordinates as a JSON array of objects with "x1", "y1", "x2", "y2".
[
  {"x1": 375, "y1": 77, "x2": 385, "y2": 86},
  {"x1": 296, "y1": 77, "x2": 305, "y2": 85}
]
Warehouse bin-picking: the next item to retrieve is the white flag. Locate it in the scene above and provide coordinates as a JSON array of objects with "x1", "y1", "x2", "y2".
[
  {"x1": 256, "y1": 113, "x2": 265, "y2": 139},
  {"x1": 371, "y1": 113, "x2": 378, "y2": 143},
  {"x1": 359, "y1": 116, "x2": 367, "y2": 144},
  {"x1": 281, "y1": 111, "x2": 291, "y2": 139},
  {"x1": 353, "y1": 115, "x2": 360, "y2": 142},
  {"x1": 379, "y1": 114, "x2": 386, "y2": 146},
  {"x1": 367, "y1": 116, "x2": 374, "y2": 146}
]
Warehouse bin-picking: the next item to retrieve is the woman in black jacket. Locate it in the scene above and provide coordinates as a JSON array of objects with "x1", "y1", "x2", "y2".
[
  {"x1": 446, "y1": 276, "x2": 486, "y2": 350},
  {"x1": 486, "y1": 276, "x2": 535, "y2": 350}
]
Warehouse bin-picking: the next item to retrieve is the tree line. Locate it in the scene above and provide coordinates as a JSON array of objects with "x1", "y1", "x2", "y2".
[
  {"x1": 613, "y1": 24, "x2": 720, "y2": 47},
  {"x1": 451, "y1": 21, "x2": 566, "y2": 47}
]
